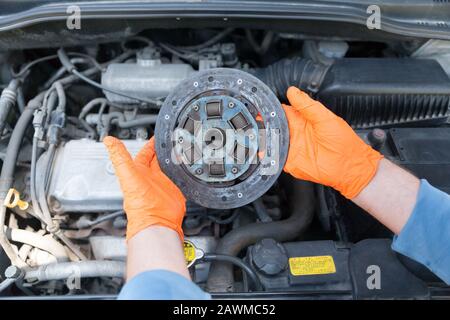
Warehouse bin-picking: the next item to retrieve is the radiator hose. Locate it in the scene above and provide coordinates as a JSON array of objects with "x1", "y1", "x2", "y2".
[
  {"x1": 206, "y1": 178, "x2": 316, "y2": 292},
  {"x1": 24, "y1": 261, "x2": 125, "y2": 282}
]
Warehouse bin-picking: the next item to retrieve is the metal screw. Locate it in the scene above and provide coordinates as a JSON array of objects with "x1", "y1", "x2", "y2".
[
  {"x1": 228, "y1": 102, "x2": 235, "y2": 108},
  {"x1": 195, "y1": 168, "x2": 203, "y2": 175},
  {"x1": 270, "y1": 111, "x2": 276, "y2": 117},
  {"x1": 165, "y1": 159, "x2": 170, "y2": 164},
  {"x1": 249, "y1": 134, "x2": 255, "y2": 140},
  {"x1": 237, "y1": 192, "x2": 243, "y2": 198},
  {"x1": 178, "y1": 137, "x2": 184, "y2": 144},
  {"x1": 237, "y1": 79, "x2": 243, "y2": 85},
  {"x1": 164, "y1": 114, "x2": 170, "y2": 120},
  {"x1": 193, "y1": 105, "x2": 199, "y2": 111},
  {"x1": 270, "y1": 160, "x2": 276, "y2": 166},
  {"x1": 231, "y1": 167, "x2": 239, "y2": 174},
  {"x1": 193, "y1": 82, "x2": 199, "y2": 87}
]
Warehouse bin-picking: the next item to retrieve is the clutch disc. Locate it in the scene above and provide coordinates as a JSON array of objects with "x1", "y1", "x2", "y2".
[{"x1": 155, "y1": 68, "x2": 289, "y2": 209}]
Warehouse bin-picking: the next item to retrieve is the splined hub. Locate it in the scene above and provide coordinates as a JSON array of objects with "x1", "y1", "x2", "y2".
[
  {"x1": 175, "y1": 95, "x2": 259, "y2": 183},
  {"x1": 155, "y1": 68, "x2": 289, "y2": 209}
]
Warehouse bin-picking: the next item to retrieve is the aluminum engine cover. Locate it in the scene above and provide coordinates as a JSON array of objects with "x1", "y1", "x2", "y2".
[{"x1": 41, "y1": 139, "x2": 147, "y2": 213}]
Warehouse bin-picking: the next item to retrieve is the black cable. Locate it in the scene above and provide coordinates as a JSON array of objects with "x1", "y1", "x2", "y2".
[
  {"x1": 202, "y1": 254, "x2": 263, "y2": 291},
  {"x1": 44, "y1": 57, "x2": 95, "y2": 89},
  {"x1": 75, "y1": 211, "x2": 125, "y2": 229},
  {"x1": 11, "y1": 54, "x2": 58, "y2": 78},
  {"x1": 69, "y1": 52, "x2": 103, "y2": 71},
  {"x1": 58, "y1": 50, "x2": 137, "y2": 87},
  {"x1": 73, "y1": 70, "x2": 162, "y2": 107},
  {"x1": 207, "y1": 210, "x2": 240, "y2": 225},
  {"x1": 30, "y1": 137, "x2": 43, "y2": 221},
  {"x1": 57, "y1": 48, "x2": 162, "y2": 107},
  {"x1": 158, "y1": 28, "x2": 235, "y2": 63},
  {"x1": 121, "y1": 36, "x2": 153, "y2": 51},
  {"x1": 66, "y1": 116, "x2": 97, "y2": 139},
  {"x1": 11, "y1": 52, "x2": 103, "y2": 79},
  {"x1": 158, "y1": 43, "x2": 197, "y2": 61},
  {"x1": 176, "y1": 28, "x2": 234, "y2": 51},
  {"x1": 37, "y1": 144, "x2": 56, "y2": 226}
]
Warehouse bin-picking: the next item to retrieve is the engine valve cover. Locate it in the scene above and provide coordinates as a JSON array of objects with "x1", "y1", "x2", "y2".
[{"x1": 155, "y1": 68, "x2": 289, "y2": 209}]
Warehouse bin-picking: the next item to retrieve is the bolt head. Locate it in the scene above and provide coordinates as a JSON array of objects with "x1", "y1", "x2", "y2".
[{"x1": 5, "y1": 266, "x2": 22, "y2": 279}]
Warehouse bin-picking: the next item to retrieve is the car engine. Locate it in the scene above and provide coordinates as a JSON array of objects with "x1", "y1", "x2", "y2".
[{"x1": 0, "y1": 27, "x2": 449, "y2": 299}]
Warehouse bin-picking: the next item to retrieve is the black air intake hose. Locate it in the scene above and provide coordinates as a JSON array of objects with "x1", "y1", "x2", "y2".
[
  {"x1": 254, "y1": 58, "x2": 450, "y2": 129},
  {"x1": 206, "y1": 178, "x2": 315, "y2": 293},
  {"x1": 252, "y1": 57, "x2": 329, "y2": 101}
]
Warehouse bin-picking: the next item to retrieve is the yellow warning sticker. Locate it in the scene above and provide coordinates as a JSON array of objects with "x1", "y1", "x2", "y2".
[
  {"x1": 183, "y1": 240, "x2": 196, "y2": 266},
  {"x1": 289, "y1": 255, "x2": 336, "y2": 276}
]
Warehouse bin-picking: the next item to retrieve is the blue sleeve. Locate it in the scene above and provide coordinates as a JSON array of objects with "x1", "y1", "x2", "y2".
[
  {"x1": 392, "y1": 179, "x2": 450, "y2": 284},
  {"x1": 118, "y1": 269, "x2": 211, "y2": 300}
]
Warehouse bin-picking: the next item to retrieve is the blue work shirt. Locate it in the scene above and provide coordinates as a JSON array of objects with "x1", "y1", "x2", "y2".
[{"x1": 118, "y1": 179, "x2": 450, "y2": 299}]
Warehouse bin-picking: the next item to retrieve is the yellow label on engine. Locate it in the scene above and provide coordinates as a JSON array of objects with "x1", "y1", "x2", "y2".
[
  {"x1": 183, "y1": 240, "x2": 196, "y2": 265},
  {"x1": 288, "y1": 255, "x2": 336, "y2": 276}
]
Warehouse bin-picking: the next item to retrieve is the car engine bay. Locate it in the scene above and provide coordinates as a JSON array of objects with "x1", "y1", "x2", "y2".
[{"x1": 0, "y1": 27, "x2": 450, "y2": 299}]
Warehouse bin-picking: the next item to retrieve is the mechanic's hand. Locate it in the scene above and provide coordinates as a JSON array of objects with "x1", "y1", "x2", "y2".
[
  {"x1": 283, "y1": 86, "x2": 383, "y2": 199},
  {"x1": 104, "y1": 136, "x2": 186, "y2": 241}
]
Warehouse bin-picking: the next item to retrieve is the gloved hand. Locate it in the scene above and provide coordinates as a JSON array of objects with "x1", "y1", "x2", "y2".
[
  {"x1": 283, "y1": 86, "x2": 383, "y2": 199},
  {"x1": 104, "y1": 136, "x2": 186, "y2": 241}
]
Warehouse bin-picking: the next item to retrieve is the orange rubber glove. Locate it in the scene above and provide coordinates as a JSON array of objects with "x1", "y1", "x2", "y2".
[
  {"x1": 103, "y1": 136, "x2": 186, "y2": 241},
  {"x1": 283, "y1": 87, "x2": 383, "y2": 199}
]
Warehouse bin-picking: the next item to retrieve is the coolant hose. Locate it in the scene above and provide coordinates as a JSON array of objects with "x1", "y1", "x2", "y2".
[
  {"x1": 252, "y1": 57, "x2": 329, "y2": 101},
  {"x1": 24, "y1": 261, "x2": 125, "y2": 282},
  {"x1": 206, "y1": 179, "x2": 315, "y2": 292}
]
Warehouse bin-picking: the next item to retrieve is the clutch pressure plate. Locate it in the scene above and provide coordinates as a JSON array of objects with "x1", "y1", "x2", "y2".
[{"x1": 155, "y1": 68, "x2": 289, "y2": 209}]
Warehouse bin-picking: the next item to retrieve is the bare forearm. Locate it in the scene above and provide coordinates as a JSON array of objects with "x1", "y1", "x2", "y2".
[
  {"x1": 352, "y1": 158, "x2": 420, "y2": 235},
  {"x1": 126, "y1": 226, "x2": 190, "y2": 280}
]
